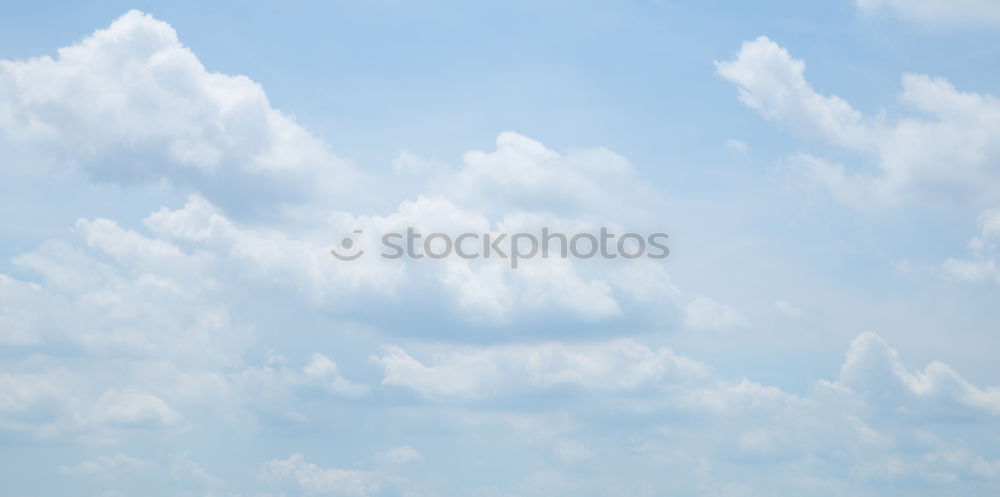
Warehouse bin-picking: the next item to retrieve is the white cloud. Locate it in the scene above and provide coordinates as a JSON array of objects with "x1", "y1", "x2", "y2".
[
  {"x1": 0, "y1": 10, "x2": 357, "y2": 211},
  {"x1": 439, "y1": 132, "x2": 662, "y2": 221},
  {"x1": 856, "y1": 0, "x2": 1000, "y2": 28},
  {"x1": 3, "y1": 165, "x2": 682, "y2": 327},
  {"x1": 716, "y1": 37, "x2": 867, "y2": 149},
  {"x1": 4, "y1": 11, "x2": 998, "y2": 496},
  {"x1": 826, "y1": 332, "x2": 1000, "y2": 415},
  {"x1": 439, "y1": 256, "x2": 622, "y2": 321},
  {"x1": 145, "y1": 194, "x2": 406, "y2": 301},
  {"x1": 10, "y1": 223, "x2": 246, "y2": 364},
  {"x1": 0, "y1": 172, "x2": 686, "y2": 434},
  {"x1": 372, "y1": 339, "x2": 712, "y2": 398},
  {"x1": 718, "y1": 37, "x2": 1000, "y2": 208},
  {"x1": 0, "y1": 8, "x2": 699, "y2": 329},
  {"x1": 373, "y1": 331, "x2": 1000, "y2": 433}
]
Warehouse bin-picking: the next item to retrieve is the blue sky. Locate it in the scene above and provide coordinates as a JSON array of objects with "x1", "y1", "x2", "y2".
[{"x1": 2, "y1": 1, "x2": 1000, "y2": 496}]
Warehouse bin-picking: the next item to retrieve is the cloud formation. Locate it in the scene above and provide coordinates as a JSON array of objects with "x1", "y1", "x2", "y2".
[
  {"x1": 0, "y1": 10, "x2": 356, "y2": 213},
  {"x1": 718, "y1": 36, "x2": 1000, "y2": 208},
  {"x1": 0, "y1": 9, "x2": 998, "y2": 497}
]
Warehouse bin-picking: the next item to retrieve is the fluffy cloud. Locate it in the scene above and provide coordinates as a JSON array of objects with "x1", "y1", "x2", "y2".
[
  {"x1": 716, "y1": 38, "x2": 867, "y2": 149},
  {"x1": 718, "y1": 37, "x2": 1000, "y2": 208},
  {"x1": 9, "y1": 218, "x2": 246, "y2": 363},
  {"x1": 371, "y1": 336, "x2": 799, "y2": 419},
  {"x1": 56, "y1": 191, "x2": 658, "y2": 323},
  {"x1": 325, "y1": 133, "x2": 680, "y2": 321},
  {"x1": 824, "y1": 332, "x2": 1000, "y2": 416},
  {"x1": 0, "y1": 10, "x2": 714, "y2": 329},
  {"x1": 2, "y1": 9, "x2": 998, "y2": 497},
  {"x1": 856, "y1": 0, "x2": 1000, "y2": 28},
  {"x1": 0, "y1": 133, "x2": 691, "y2": 437},
  {"x1": 367, "y1": 332, "x2": 1000, "y2": 494},
  {"x1": 0, "y1": 10, "x2": 356, "y2": 212},
  {"x1": 437, "y1": 132, "x2": 661, "y2": 220},
  {"x1": 372, "y1": 339, "x2": 712, "y2": 398},
  {"x1": 3, "y1": 142, "x2": 687, "y2": 328},
  {"x1": 373, "y1": 331, "x2": 1000, "y2": 421}
]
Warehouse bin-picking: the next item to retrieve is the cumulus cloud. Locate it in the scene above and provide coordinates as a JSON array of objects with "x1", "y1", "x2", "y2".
[
  {"x1": 824, "y1": 332, "x2": 1000, "y2": 416},
  {"x1": 9, "y1": 218, "x2": 247, "y2": 363},
  {"x1": 3, "y1": 10, "x2": 998, "y2": 497},
  {"x1": 3, "y1": 138, "x2": 687, "y2": 328},
  {"x1": 0, "y1": 11, "x2": 708, "y2": 329},
  {"x1": 856, "y1": 0, "x2": 1000, "y2": 28},
  {"x1": 0, "y1": 127, "x2": 694, "y2": 437},
  {"x1": 718, "y1": 37, "x2": 1000, "y2": 208},
  {"x1": 372, "y1": 339, "x2": 712, "y2": 398},
  {"x1": 0, "y1": 10, "x2": 357, "y2": 212},
  {"x1": 716, "y1": 38, "x2": 868, "y2": 149},
  {"x1": 372, "y1": 330, "x2": 1000, "y2": 419},
  {"x1": 437, "y1": 132, "x2": 661, "y2": 220},
  {"x1": 368, "y1": 332, "x2": 1000, "y2": 494}
]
